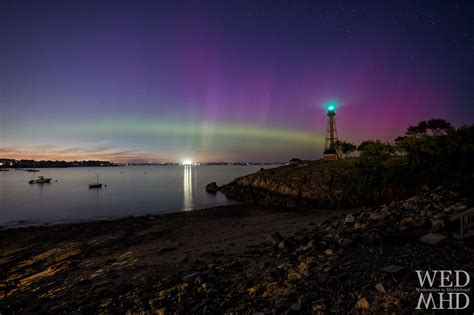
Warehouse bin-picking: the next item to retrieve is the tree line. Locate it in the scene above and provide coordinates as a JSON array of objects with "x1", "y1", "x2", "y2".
[
  {"x1": 332, "y1": 118, "x2": 457, "y2": 161},
  {"x1": 333, "y1": 118, "x2": 474, "y2": 190}
]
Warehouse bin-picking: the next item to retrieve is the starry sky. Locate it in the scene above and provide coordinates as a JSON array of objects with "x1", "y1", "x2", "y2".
[{"x1": 1, "y1": 0, "x2": 473, "y2": 163}]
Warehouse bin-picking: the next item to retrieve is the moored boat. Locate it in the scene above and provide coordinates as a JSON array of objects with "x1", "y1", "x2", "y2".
[
  {"x1": 29, "y1": 176, "x2": 52, "y2": 184},
  {"x1": 89, "y1": 174, "x2": 103, "y2": 189}
]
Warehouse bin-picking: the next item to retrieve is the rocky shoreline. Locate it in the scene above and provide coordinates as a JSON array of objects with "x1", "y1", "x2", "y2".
[
  {"x1": 145, "y1": 187, "x2": 474, "y2": 314},
  {"x1": 215, "y1": 160, "x2": 414, "y2": 209},
  {"x1": 1, "y1": 187, "x2": 472, "y2": 313}
]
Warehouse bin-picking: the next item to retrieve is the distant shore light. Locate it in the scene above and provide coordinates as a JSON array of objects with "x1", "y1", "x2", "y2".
[{"x1": 182, "y1": 159, "x2": 193, "y2": 165}]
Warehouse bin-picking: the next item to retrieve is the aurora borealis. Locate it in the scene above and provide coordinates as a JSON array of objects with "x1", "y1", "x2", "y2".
[{"x1": 1, "y1": 1, "x2": 473, "y2": 162}]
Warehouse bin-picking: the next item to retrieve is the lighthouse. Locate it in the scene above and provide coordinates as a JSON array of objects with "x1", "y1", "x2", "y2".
[{"x1": 323, "y1": 103, "x2": 340, "y2": 160}]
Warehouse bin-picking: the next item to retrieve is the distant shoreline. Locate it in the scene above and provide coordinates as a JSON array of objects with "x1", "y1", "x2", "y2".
[{"x1": 0, "y1": 160, "x2": 285, "y2": 169}]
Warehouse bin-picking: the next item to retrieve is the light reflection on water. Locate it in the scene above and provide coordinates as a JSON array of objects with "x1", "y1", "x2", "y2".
[
  {"x1": 0, "y1": 165, "x2": 269, "y2": 226},
  {"x1": 183, "y1": 165, "x2": 193, "y2": 210}
]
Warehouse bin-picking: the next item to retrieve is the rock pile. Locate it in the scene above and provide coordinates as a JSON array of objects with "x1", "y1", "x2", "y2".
[{"x1": 132, "y1": 188, "x2": 473, "y2": 314}]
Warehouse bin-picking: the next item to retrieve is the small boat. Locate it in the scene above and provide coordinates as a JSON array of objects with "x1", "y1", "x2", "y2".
[
  {"x1": 29, "y1": 176, "x2": 52, "y2": 184},
  {"x1": 24, "y1": 160, "x2": 40, "y2": 172},
  {"x1": 89, "y1": 174, "x2": 103, "y2": 189},
  {"x1": 24, "y1": 169, "x2": 40, "y2": 172}
]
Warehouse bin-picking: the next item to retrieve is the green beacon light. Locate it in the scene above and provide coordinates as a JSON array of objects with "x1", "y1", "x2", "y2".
[{"x1": 327, "y1": 103, "x2": 336, "y2": 113}]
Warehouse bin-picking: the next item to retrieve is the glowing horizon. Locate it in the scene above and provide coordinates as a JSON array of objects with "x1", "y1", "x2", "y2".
[
  {"x1": 1, "y1": 1, "x2": 472, "y2": 162},
  {"x1": 1, "y1": 119, "x2": 326, "y2": 162}
]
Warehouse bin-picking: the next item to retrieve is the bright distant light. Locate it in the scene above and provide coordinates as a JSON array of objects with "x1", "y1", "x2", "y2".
[
  {"x1": 327, "y1": 103, "x2": 336, "y2": 111},
  {"x1": 182, "y1": 159, "x2": 193, "y2": 165}
]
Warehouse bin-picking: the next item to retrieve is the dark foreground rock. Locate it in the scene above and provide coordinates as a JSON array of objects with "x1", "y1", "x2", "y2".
[
  {"x1": 1, "y1": 188, "x2": 473, "y2": 314},
  {"x1": 205, "y1": 182, "x2": 219, "y2": 194}
]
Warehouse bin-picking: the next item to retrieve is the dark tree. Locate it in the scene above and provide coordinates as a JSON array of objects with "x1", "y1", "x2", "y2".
[
  {"x1": 332, "y1": 140, "x2": 357, "y2": 158},
  {"x1": 397, "y1": 119, "x2": 455, "y2": 165},
  {"x1": 406, "y1": 121, "x2": 428, "y2": 137},
  {"x1": 426, "y1": 119, "x2": 453, "y2": 136},
  {"x1": 404, "y1": 118, "x2": 452, "y2": 137}
]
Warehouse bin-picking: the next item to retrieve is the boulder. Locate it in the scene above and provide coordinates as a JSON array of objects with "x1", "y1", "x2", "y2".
[
  {"x1": 381, "y1": 265, "x2": 404, "y2": 274},
  {"x1": 265, "y1": 231, "x2": 283, "y2": 245},
  {"x1": 356, "y1": 297, "x2": 370, "y2": 310},
  {"x1": 375, "y1": 283, "x2": 386, "y2": 294},
  {"x1": 419, "y1": 233, "x2": 447, "y2": 245},
  {"x1": 205, "y1": 182, "x2": 219, "y2": 194},
  {"x1": 431, "y1": 218, "x2": 445, "y2": 232},
  {"x1": 369, "y1": 211, "x2": 388, "y2": 221},
  {"x1": 399, "y1": 216, "x2": 426, "y2": 229},
  {"x1": 287, "y1": 272, "x2": 303, "y2": 281},
  {"x1": 344, "y1": 214, "x2": 355, "y2": 224},
  {"x1": 324, "y1": 249, "x2": 335, "y2": 256},
  {"x1": 298, "y1": 262, "x2": 309, "y2": 276}
]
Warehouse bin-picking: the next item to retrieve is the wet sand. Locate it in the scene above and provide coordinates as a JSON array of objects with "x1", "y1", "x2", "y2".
[{"x1": 0, "y1": 204, "x2": 350, "y2": 312}]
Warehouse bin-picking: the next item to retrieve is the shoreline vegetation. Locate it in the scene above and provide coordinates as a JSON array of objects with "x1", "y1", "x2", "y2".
[
  {"x1": 216, "y1": 119, "x2": 474, "y2": 209},
  {"x1": 1, "y1": 119, "x2": 473, "y2": 313}
]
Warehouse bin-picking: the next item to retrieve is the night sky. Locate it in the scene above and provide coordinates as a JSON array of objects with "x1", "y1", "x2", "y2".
[{"x1": 1, "y1": 0, "x2": 473, "y2": 162}]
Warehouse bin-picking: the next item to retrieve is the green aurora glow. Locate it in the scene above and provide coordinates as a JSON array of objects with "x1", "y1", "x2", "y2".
[{"x1": 1, "y1": 119, "x2": 325, "y2": 162}]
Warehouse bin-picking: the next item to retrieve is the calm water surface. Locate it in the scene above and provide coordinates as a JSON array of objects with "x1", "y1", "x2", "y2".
[{"x1": 0, "y1": 165, "x2": 267, "y2": 227}]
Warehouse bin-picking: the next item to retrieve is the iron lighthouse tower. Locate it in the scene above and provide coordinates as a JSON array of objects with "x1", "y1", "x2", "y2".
[{"x1": 323, "y1": 103, "x2": 340, "y2": 160}]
